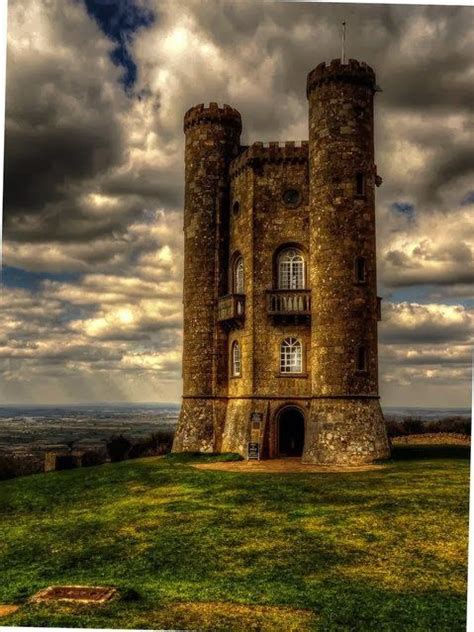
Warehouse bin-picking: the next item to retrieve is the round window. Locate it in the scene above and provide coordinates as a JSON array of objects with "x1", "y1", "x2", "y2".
[
  {"x1": 282, "y1": 188, "x2": 301, "y2": 208},
  {"x1": 232, "y1": 201, "x2": 240, "y2": 217}
]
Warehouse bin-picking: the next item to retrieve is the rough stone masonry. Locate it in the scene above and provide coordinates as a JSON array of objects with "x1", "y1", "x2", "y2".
[{"x1": 172, "y1": 58, "x2": 390, "y2": 465}]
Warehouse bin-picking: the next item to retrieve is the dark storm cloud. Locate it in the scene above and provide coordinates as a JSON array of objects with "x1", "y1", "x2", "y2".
[
  {"x1": 3, "y1": 0, "x2": 130, "y2": 243},
  {"x1": 379, "y1": 302, "x2": 472, "y2": 345},
  {"x1": 5, "y1": 1, "x2": 473, "y2": 250},
  {"x1": 383, "y1": 251, "x2": 474, "y2": 288},
  {"x1": 4, "y1": 117, "x2": 122, "y2": 219},
  {"x1": 3, "y1": 0, "x2": 176, "y2": 248},
  {"x1": 2, "y1": 0, "x2": 473, "y2": 405},
  {"x1": 400, "y1": 351, "x2": 471, "y2": 367},
  {"x1": 102, "y1": 165, "x2": 183, "y2": 207},
  {"x1": 186, "y1": 2, "x2": 473, "y2": 111},
  {"x1": 141, "y1": 1, "x2": 473, "y2": 208},
  {"x1": 380, "y1": 323, "x2": 470, "y2": 345}
]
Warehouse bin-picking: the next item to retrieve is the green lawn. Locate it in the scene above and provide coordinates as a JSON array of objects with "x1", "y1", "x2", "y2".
[{"x1": 0, "y1": 445, "x2": 469, "y2": 631}]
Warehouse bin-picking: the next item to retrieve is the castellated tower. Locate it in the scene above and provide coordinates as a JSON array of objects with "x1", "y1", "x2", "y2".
[
  {"x1": 172, "y1": 104, "x2": 242, "y2": 452},
  {"x1": 304, "y1": 59, "x2": 389, "y2": 463},
  {"x1": 173, "y1": 59, "x2": 390, "y2": 465}
]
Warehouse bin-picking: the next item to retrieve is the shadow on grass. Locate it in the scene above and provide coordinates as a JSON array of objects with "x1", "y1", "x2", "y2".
[
  {"x1": 392, "y1": 444, "x2": 470, "y2": 461},
  {"x1": 0, "y1": 445, "x2": 469, "y2": 631},
  {"x1": 164, "y1": 452, "x2": 243, "y2": 464},
  {"x1": 3, "y1": 580, "x2": 467, "y2": 632}
]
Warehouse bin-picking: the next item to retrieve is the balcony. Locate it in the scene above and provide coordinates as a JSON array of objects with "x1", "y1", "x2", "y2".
[
  {"x1": 217, "y1": 294, "x2": 245, "y2": 326},
  {"x1": 267, "y1": 289, "x2": 311, "y2": 317}
]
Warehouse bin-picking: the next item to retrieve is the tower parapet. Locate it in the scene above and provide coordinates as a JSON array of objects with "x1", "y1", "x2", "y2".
[
  {"x1": 183, "y1": 103, "x2": 242, "y2": 133},
  {"x1": 229, "y1": 141, "x2": 308, "y2": 178},
  {"x1": 306, "y1": 58, "x2": 376, "y2": 96}
]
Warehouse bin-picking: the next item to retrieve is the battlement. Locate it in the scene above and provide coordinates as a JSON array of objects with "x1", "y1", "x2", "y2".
[
  {"x1": 307, "y1": 58, "x2": 376, "y2": 97},
  {"x1": 184, "y1": 102, "x2": 242, "y2": 133},
  {"x1": 230, "y1": 141, "x2": 308, "y2": 178}
]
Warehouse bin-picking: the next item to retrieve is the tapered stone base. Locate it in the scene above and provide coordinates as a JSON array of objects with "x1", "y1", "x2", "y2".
[
  {"x1": 303, "y1": 397, "x2": 390, "y2": 465},
  {"x1": 172, "y1": 398, "x2": 216, "y2": 453},
  {"x1": 221, "y1": 399, "x2": 254, "y2": 455}
]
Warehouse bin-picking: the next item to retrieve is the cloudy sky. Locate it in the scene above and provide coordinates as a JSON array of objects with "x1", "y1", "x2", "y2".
[{"x1": 1, "y1": 0, "x2": 473, "y2": 407}]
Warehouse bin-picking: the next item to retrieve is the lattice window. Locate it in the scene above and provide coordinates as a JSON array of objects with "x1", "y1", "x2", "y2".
[
  {"x1": 234, "y1": 256, "x2": 244, "y2": 294},
  {"x1": 232, "y1": 341, "x2": 241, "y2": 376},
  {"x1": 278, "y1": 249, "x2": 305, "y2": 289},
  {"x1": 280, "y1": 337, "x2": 303, "y2": 374}
]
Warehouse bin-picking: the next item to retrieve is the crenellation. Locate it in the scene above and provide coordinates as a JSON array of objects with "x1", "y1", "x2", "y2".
[
  {"x1": 183, "y1": 102, "x2": 242, "y2": 133},
  {"x1": 229, "y1": 141, "x2": 309, "y2": 178}
]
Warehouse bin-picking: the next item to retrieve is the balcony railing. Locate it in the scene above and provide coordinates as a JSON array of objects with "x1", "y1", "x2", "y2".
[
  {"x1": 217, "y1": 294, "x2": 245, "y2": 324},
  {"x1": 267, "y1": 289, "x2": 311, "y2": 316}
]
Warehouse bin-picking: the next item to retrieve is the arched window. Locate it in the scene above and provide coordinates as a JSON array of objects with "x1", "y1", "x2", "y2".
[
  {"x1": 231, "y1": 341, "x2": 241, "y2": 377},
  {"x1": 234, "y1": 256, "x2": 244, "y2": 294},
  {"x1": 355, "y1": 256, "x2": 366, "y2": 283},
  {"x1": 278, "y1": 249, "x2": 305, "y2": 289},
  {"x1": 356, "y1": 345, "x2": 367, "y2": 372},
  {"x1": 280, "y1": 337, "x2": 303, "y2": 374}
]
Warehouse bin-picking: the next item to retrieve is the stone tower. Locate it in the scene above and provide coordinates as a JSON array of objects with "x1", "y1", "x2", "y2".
[
  {"x1": 172, "y1": 103, "x2": 241, "y2": 453},
  {"x1": 173, "y1": 59, "x2": 390, "y2": 465}
]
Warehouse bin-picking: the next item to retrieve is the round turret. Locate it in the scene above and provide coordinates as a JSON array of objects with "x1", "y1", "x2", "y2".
[
  {"x1": 306, "y1": 58, "x2": 376, "y2": 97},
  {"x1": 183, "y1": 102, "x2": 242, "y2": 133},
  {"x1": 304, "y1": 58, "x2": 389, "y2": 464},
  {"x1": 173, "y1": 102, "x2": 241, "y2": 453}
]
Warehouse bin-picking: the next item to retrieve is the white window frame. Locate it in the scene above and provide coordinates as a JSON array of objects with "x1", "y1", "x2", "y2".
[
  {"x1": 280, "y1": 337, "x2": 303, "y2": 374},
  {"x1": 232, "y1": 341, "x2": 241, "y2": 377},
  {"x1": 278, "y1": 249, "x2": 305, "y2": 290}
]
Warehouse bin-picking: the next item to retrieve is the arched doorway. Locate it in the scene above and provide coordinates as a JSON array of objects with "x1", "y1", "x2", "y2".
[{"x1": 277, "y1": 406, "x2": 305, "y2": 457}]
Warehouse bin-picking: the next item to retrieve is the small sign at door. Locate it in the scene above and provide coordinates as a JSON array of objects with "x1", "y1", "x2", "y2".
[
  {"x1": 250, "y1": 412, "x2": 262, "y2": 430},
  {"x1": 248, "y1": 442, "x2": 260, "y2": 460}
]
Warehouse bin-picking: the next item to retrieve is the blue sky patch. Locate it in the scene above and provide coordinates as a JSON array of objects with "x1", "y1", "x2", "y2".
[
  {"x1": 1, "y1": 266, "x2": 81, "y2": 292},
  {"x1": 391, "y1": 202, "x2": 415, "y2": 219},
  {"x1": 82, "y1": 0, "x2": 155, "y2": 88},
  {"x1": 460, "y1": 191, "x2": 474, "y2": 206},
  {"x1": 388, "y1": 284, "x2": 472, "y2": 308}
]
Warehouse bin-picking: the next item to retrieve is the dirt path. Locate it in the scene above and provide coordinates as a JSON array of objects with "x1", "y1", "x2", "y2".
[
  {"x1": 192, "y1": 457, "x2": 386, "y2": 474},
  {"x1": 0, "y1": 605, "x2": 20, "y2": 617}
]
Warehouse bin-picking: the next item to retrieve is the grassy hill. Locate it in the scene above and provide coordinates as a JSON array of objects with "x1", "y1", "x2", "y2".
[{"x1": 0, "y1": 445, "x2": 470, "y2": 631}]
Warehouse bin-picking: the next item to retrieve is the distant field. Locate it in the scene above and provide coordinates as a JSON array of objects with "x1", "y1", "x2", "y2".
[{"x1": 0, "y1": 445, "x2": 470, "y2": 631}]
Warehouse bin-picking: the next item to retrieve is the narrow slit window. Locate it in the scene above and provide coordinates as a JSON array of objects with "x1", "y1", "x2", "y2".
[
  {"x1": 355, "y1": 256, "x2": 366, "y2": 283},
  {"x1": 232, "y1": 341, "x2": 241, "y2": 377},
  {"x1": 234, "y1": 256, "x2": 244, "y2": 294},
  {"x1": 356, "y1": 173, "x2": 365, "y2": 196},
  {"x1": 356, "y1": 346, "x2": 367, "y2": 372}
]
